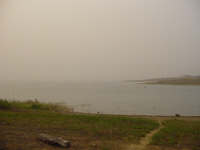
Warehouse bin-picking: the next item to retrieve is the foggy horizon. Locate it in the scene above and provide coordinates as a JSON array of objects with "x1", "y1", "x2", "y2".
[{"x1": 1, "y1": 0, "x2": 200, "y2": 81}]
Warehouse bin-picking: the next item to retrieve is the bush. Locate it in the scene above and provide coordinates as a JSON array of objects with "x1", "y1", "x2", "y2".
[
  {"x1": 0, "y1": 99, "x2": 11, "y2": 109},
  {"x1": 0, "y1": 99, "x2": 73, "y2": 112},
  {"x1": 31, "y1": 104, "x2": 44, "y2": 110}
]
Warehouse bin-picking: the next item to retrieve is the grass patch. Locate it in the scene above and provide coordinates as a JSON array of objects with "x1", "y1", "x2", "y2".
[
  {"x1": 0, "y1": 99, "x2": 73, "y2": 112},
  {"x1": 151, "y1": 119, "x2": 200, "y2": 150},
  {"x1": 0, "y1": 110, "x2": 159, "y2": 142},
  {"x1": 0, "y1": 100, "x2": 159, "y2": 149}
]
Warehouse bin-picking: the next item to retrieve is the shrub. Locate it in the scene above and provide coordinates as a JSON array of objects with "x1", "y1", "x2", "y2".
[
  {"x1": 31, "y1": 104, "x2": 44, "y2": 110},
  {"x1": 0, "y1": 99, "x2": 11, "y2": 109}
]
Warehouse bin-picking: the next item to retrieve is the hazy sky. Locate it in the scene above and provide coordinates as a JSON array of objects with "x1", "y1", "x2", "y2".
[{"x1": 0, "y1": 0, "x2": 200, "y2": 81}]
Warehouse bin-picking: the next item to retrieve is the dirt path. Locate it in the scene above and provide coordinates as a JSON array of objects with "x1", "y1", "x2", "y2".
[
  {"x1": 124, "y1": 120, "x2": 163, "y2": 150},
  {"x1": 124, "y1": 116, "x2": 200, "y2": 150}
]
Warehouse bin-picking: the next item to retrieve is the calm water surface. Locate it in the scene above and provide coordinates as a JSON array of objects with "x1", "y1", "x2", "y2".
[{"x1": 0, "y1": 81, "x2": 200, "y2": 116}]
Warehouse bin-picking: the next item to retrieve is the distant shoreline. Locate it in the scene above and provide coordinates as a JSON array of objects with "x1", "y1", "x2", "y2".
[{"x1": 125, "y1": 76, "x2": 200, "y2": 86}]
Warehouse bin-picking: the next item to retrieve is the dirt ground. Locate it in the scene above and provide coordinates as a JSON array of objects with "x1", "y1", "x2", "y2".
[{"x1": 1, "y1": 115, "x2": 200, "y2": 150}]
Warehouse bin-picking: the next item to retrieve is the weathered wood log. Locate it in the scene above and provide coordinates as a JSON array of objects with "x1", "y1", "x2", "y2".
[{"x1": 37, "y1": 134, "x2": 71, "y2": 148}]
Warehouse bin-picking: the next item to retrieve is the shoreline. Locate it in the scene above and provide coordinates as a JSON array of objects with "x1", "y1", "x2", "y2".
[
  {"x1": 125, "y1": 76, "x2": 200, "y2": 86},
  {"x1": 66, "y1": 111, "x2": 200, "y2": 120}
]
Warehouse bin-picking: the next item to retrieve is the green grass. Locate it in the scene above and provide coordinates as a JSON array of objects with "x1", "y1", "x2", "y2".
[
  {"x1": 0, "y1": 99, "x2": 160, "y2": 149},
  {"x1": 0, "y1": 110, "x2": 159, "y2": 142},
  {"x1": 0, "y1": 99, "x2": 73, "y2": 112},
  {"x1": 2, "y1": 100, "x2": 200, "y2": 149},
  {"x1": 151, "y1": 119, "x2": 200, "y2": 150},
  {"x1": 0, "y1": 100, "x2": 159, "y2": 142}
]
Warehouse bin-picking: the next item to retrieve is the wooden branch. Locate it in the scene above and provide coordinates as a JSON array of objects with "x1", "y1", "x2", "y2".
[{"x1": 37, "y1": 134, "x2": 71, "y2": 148}]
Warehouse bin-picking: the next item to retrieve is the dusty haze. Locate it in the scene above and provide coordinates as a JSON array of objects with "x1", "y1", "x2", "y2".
[{"x1": 0, "y1": 0, "x2": 200, "y2": 81}]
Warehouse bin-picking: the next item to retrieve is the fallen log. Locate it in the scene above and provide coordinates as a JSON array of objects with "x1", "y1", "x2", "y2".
[{"x1": 37, "y1": 134, "x2": 71, "y2": 148}]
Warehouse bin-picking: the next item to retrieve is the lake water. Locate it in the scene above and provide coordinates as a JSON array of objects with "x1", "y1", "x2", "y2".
[{"x1": 0, "y1": 80, "x2": 200, "y2": 116}]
